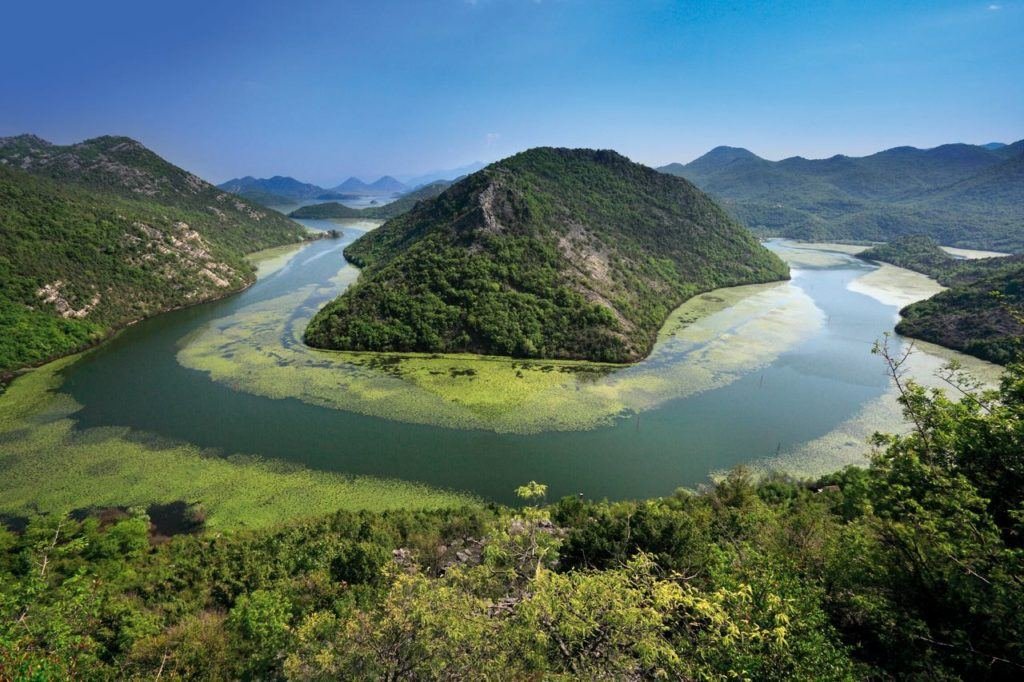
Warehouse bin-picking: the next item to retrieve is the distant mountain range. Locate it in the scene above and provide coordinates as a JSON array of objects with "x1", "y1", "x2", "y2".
[
  {"x1": 218, "y1": 174, "x2": 410, "y2": 206},
  {"x1": 398, "y1": 161, "x2": 487, "y2": 188},
  {"x1": 289, "y1": 180, "x2": 453, "y2": 221},
  {"x1": 658, "y1": 140, "x2": 1024, "y2": 251},
  {"x1": 332, "y1": 175, "x2": 407, "y2": 195}
]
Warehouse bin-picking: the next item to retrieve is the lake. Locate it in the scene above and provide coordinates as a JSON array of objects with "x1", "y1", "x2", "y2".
[{"x1": 40, "y1": 225, "x2": 1002, "y2": 506}]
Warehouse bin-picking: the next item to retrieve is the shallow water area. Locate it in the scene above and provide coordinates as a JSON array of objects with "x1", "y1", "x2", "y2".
[{"x1": 0, "y1": 230, "x2": 1004, "y2": 513}]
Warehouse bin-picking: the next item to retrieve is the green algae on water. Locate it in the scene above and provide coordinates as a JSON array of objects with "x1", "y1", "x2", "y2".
[
  {"x1": 0, "y1": 356, "x2": 478, "y2": 530},
  {"x1": 178, "y1": 269, "x2": 825, "y2": 433}
]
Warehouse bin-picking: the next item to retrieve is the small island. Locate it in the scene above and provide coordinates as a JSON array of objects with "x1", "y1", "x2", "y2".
[{"x1": 304, "y1": 147, "x2": 789, "y2": 363}]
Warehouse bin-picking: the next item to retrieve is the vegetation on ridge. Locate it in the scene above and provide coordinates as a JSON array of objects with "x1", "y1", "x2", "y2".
[{"x1": 305, "y1": 147, "x2": 789, "y2": 363}]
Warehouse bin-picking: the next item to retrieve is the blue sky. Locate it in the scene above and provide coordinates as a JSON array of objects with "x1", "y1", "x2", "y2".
[{"x1": 2, "y1": 1, "x2": 1021, "y2": 185}]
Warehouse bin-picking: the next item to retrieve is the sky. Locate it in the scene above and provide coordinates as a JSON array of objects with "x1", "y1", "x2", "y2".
[{"x1": 1, "y1": 1, "x2": 1021, "y2": 185}]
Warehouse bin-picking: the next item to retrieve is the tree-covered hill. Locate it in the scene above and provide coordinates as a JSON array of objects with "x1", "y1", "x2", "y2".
[
  {"x1": 858, "y1": 235, "x2": 1024, "y2": 364},
  {"x1": 305, "y1": 147, "x2": 789, "y2": 363},
  {"x1": 659, "y1": 140, "x2": 1024, "y2": 251},
  {"x1": 0, "y1": 135, "x2": 308, "y2": 375},
  {"x1": 288, "y1": 180, "x2": 453, "y2": 221},
  {"x1": 3, "y1": 359, "x2": 1023, "y2": 679}
]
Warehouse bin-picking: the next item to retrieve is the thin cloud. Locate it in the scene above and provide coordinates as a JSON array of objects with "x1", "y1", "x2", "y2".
[{"x1": 988, "y1": 4, "x2": 1002, "y2": 10}]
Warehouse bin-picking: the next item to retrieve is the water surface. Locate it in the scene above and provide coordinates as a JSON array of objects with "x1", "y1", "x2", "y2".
[{"x1": 58, "y1": 229, "x2": 995, "y2": 505}]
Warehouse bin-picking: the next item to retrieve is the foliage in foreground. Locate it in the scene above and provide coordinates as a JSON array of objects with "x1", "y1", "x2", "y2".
[{"x1": 2, "y1": 359, "x2": 1024, "y2": 679}]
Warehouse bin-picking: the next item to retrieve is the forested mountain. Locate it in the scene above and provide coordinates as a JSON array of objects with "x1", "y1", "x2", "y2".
[
  {"x1": 288, "y1": 180, "x2": 453, "y2": 220},
  {"x1": 4, "y1": 361, "x2": 1024, "y2": 679},
  {"x1": 0, "y1": 135, "x2": 307, "y2": 374},
  {"x1": 859, "y1": 235, "x2": 1024, "y2": 364},
  {"x1": 659, "y1": 140, "x2": 1024, "y2": 251},
  {"x1": 305, "y1": 147, "x2": 789, "y2": 362}
]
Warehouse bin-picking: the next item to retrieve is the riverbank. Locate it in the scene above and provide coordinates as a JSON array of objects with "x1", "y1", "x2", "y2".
[{"x1": 0, "y1": 355, "x2": 479, "y2": 531}]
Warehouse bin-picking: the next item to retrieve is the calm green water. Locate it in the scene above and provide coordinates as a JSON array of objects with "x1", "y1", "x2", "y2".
[{"x1": 59, "y1": 227, "x2": 919, "y2": 505}]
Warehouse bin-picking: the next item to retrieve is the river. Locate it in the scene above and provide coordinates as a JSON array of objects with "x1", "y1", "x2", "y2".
[{"x1": 25, "y1": 220, "x2": 994, "y2": 507}]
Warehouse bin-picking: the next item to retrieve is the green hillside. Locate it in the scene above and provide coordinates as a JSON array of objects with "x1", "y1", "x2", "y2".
[
  {"x1": 305, "y1": 147, "x2": 789, "y2": 363},
  {"x1": 0, "y1": 135, "x2": 307, "y2": 375},
  {"x1": 858, "y1": 235, "x2": 1024, "y2": 364},
  {"x1": 660, "y1": 141, "x2": 1024, "y2": 251}
]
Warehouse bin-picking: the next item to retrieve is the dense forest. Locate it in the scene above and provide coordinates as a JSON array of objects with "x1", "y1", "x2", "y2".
[
  {"x1": 859, "y1": 236, "x2": 1024, "y2": 364},
  {"x1": 305, "y1": 147, "x2": 789, "y2": 363},
  {"x1": 659, "y1": 141, "x2": 1024, "y2": 251},
  {"x1": 288, "y1": 180, "x2": 453, "y2": 221},
  {"x1": 0, "y1": 135, "x2": 308, "y2": 375},
  {"x1": 2, "y1": 353, "x2": 1022, "y2": 679}
]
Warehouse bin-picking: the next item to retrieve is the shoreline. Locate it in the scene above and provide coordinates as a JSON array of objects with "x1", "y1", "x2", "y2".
[{"x1": 0, "y1": 236, "x2": 318, "y2": 390}]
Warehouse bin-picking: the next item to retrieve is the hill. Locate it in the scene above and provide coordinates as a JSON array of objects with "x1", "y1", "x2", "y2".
[
  {"x1": 333, "y1": 176, "x2": 369, "y2": 193},
  {"x1": 368, "y1": 175, "x2": 407, "y2": 194},
  {"x1": 217, "y1": 175, "x2": 326, "y2": 203},
  {"x1": 333, "y1": 175, "x2": 408, "y2": 195},
  {"x1": 858, "y1": 235, "x2": 1024, "y2": 363},
  {"x1": 0, "y1": 135, "x2": 307, "y2": 374},
  {"x1": 304, "y1": 147, "x2": 789, "y2": 363},
  {"x1": 659, "y1": 140, "x2": 1024, "y2": 251},
  {"x1": 288, "y1": 180, "x2": 453, "y2": 221}
]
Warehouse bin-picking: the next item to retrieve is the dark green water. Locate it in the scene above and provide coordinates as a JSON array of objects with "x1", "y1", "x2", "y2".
[{"x1": 60, "y1": 227, "x2": 906, "y2": 505}]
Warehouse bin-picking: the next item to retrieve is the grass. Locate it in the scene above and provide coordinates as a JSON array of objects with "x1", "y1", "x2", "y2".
[{"x1": 0, "y1": 356, "x2": 478, "y2": 531}]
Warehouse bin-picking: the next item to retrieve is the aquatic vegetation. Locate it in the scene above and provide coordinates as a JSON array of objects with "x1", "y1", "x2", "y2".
[
  {"x1": 742, "y1": 336, "x2": 1003, "y2": 480},
  {"x1": 847, "y1": 263, "x2": 945, "y2": 308},
  {"x1": 179, "y1": 266, "x2": 824, "y2": 432},
  {"x1": 0, "y1": 357, "x2": 478, "y2": 530}
]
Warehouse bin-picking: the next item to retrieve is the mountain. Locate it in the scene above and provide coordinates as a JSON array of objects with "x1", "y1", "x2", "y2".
[
  {"x1": 304, "y1": 147, "x2": 788, "y2": 363},
  {"x1": 983, "y1": 142, "x2": 1007, "y2": 150},
  {"x1": 332, "y1": 175, "x2": 408, "y2": 195},
  {"x1": 0, "y1": 134, "x2": 307, "y2": 374},
  {"x1": 334, "y1": 176, "x2": 370, "y2": 193},
  {"x1": 217, "y1": 175, "x2": 326, "y2": 204},
  {"x1": 289, "y1": 180, "x2": 453, "y2": 221},
  {"x1": 658, "y1": 140, "x2": 1024, "y2": 251},
  {"x1": 401, "y1": 161, "x2": 487, "y2": 187},
  {"x1": 368, "y1": 175, "x2": 407, "y2": 194},
  {"x1": 858, "y1": 235, "x2": 1024, "y2": 364}
]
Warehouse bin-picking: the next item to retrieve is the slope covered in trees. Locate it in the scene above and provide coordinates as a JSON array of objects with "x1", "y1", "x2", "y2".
[
  {"x1": 659, "y1": 140, "x2": 1024, "y2": 251},
  {"x1": 0, "y1": 135, "x2": 307, "y2": 374},
  {"x1": 858, "y1": 236, "x2": 1024, "y2": 364},
  {"x1": 3, "y1": 358, "x2": 1023, "y2": 679},
  {"x1": 305, "y1": 148, "x2": 789, "y2": 363}
]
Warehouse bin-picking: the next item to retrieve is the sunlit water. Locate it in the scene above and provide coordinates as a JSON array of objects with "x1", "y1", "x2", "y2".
[{"x1": 56, "y1": 224, "x2": 997, "y2": 504}]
